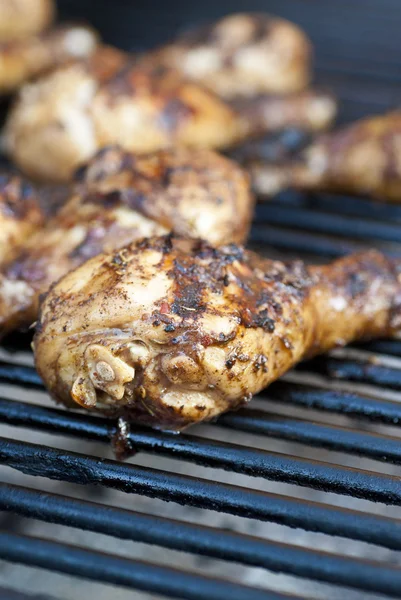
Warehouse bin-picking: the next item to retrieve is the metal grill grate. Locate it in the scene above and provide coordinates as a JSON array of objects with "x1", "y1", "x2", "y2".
[{"x1": 2, "y1": 1, "x2": 401, "y2": 598}]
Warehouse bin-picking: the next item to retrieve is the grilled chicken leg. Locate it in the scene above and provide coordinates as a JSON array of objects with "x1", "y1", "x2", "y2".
[
  {"x1": 35, "y1": 235, "x2": 401, "y2": 431},
  {"x1": 0, "y1": 147, "x2": 253, "y2": 337},
  {"x1": 251, "y1": 111, "x2": 401, "y2": 201},
  {"x1": 0, "y1": 23, "x2": 99, "y2": 95},
  {"x1": 4, "y1": 49, "x2": 249, "y2": 182},
  {"x1": 147, "y1": 13, "x2": 336, "y2": 140},
  {"x1": 150, "y1": 13, "x2": 312, "y2": 98},
  {"x1": 0, "y1": 174, "x2": 44, "y2": 266}
]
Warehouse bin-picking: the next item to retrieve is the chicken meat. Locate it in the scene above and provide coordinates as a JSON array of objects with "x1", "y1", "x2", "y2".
[
  {"x1": 251, "y1": 111, "x2": 401, "y2": 201},
  {"x1": 35, "y1": 235, "x2": 401, "y2": 431},
  {"x1": 0, "y1": 173, "x2": 44, "y2": 266},
  {"x1": 0, "y1": 0, "x2": 54, "y2": 42},
  {"x1": 0, "y1": 146, "x2": 253, "y2": 337},
  {"x1": 0, "y1": 23, "x2": 99, "y2": 95},
  {"x1": 150, "y1": 13, "x2": 312, "y2": 98},
  {"x1": 4, "y1": 48, "x2": 249, "y2": 182}
]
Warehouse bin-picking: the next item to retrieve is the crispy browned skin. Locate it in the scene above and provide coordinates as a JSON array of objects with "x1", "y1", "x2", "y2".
[
  {"x1": 0, "y1": 147, "x2": 253, "y2": 336},
  {"x1": 5, "y1": 48, "x2": 249, "y2": 182},
  {"x1": 0, "y1": 23, "x2": 99, "y2": 94},
  {"x1": 150, "y1": 13, "x2": 312, "y2": 98},
  {"x1": 35, "y1": 235, "x2": 401, "y2": 431},
  {"x1": 0, "y1": 0, "x2": 54, "y2": 42},
  {"x1": 251, "y1": 111, "x2": 401, "y2": 201},
  {"x1": 0, "y1": 174, "x2": 44, "y2": 266}
]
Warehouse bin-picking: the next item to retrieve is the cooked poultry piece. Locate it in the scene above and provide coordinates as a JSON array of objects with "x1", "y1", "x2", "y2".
[
  {"x1": 251, "y1": 111, "x2": 401, "y2": 201},
  {"x1": 0, "y1": 0, "x2": 54, "y2": 42},
  {"x1": 228, "y1": 89, "x2": 337, "y2": 137},
  {"x1": 150, "y1": 13, "x2": 312, "y2": 98},
  {"x1": 4, "y1": 47, "x2": 251, "y2": 182},
  {"x1": 0, "y1": 146, "x2": 253, "y2": 337},
  {"x1": 0, "y1": 23, "x2": 99, "y2": 94},
  {"x1": 0, "y1": 173, "x2": 44, "y2": 266},
  {"x1": 34, "y1": 235, "x2": 401, "y2": 431}
]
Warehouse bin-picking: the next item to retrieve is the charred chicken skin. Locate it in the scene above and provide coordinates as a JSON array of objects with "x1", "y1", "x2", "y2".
[
  {"x1": 0, "y1": 174, "x2": 44, "y2": 266},
  {"x1": 150, "y1": 13, "x2": 312, "y2": 98},
  {"x1": 0, "y1": 0, "x2": 54, "y2": 42},
  {"x1": 0, "y1": 147, "x2": 253, "y2": 337},
  {"x1": 251, "y1": 111, "x2": 401, "y2": 201},
  {"x1": 0, "y1": 23, "x2": 98, "y2": 94},
  {"x1": 35, "y1": 235, "x2": 401, "y2": 431}
]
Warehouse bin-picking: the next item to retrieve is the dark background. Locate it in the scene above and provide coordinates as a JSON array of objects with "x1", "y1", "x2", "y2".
[{"x1": 57, "y1": 0, "x2": 401, "y2": 124}]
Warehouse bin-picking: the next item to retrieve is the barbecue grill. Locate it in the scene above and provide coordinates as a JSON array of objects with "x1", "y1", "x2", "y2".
[{"x1": 1, "y1": 0, "x2": 401, "y2": 598}]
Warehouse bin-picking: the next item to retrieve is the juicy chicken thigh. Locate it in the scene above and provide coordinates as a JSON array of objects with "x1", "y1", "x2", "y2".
[
  {"x1": 0, "y1": 24, "x2": 99, "y2": 94},
  {"x1": 35, "y1": 236, "x2": 401, "y2": 431},
  {"x1": 151, "y1": 13, "x2": 312, "y2": 98},
  {"x1": 0, "y1": 147, "x2": 253, "y2": 337},
  {"x1": 0, "y1": 0, "x2": 54, "y2": 42},
  {"x1": 252, "y1": 111, "x2": 401, "y2": 201},
  {"x1": 0, "y1": 174, "x2": 44, "y2": 266}
]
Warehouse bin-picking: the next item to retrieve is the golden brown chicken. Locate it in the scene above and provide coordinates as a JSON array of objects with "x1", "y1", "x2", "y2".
[
  {"x1": 0, "y1": 173, "x2": 44, "y2": 266},
  {"x1": 0, "y1": 146, "x2": 253, "y2": 337},
  {"x1": 4, "y1": 47, "x2": 250, "y2": 182},
  {"x1": 0, "y1": 23, "x2": 99, "y2": 95},
  {"x1": 0, "y1": 0, "x2": 54, "y2": 42},
  {"x1": 250, "y1": 111, "x2": 401, "y2": 201},
  {"x1": 150, "y1": 13, "x2": 312, "y2": 98},
  {"x1": 34, "y1": 235, "x2": 401, "y2": 431}
]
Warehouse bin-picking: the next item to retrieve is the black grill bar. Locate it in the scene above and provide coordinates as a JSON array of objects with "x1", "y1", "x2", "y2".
[
  {"x1": 0, "y1": 362, "x2": 42, "y2": 390},
  {"x1": 2, "y1": 405, "x2": 401, "y2": 503},
  {"x1": 256, "y1": 203, "x2": 401, "y2": 243},
  {"x1": 358, "y1": 340, "x2": 401, "y2": 357},
  {"x1": 3, "y1": 436, "x2": 401, "y2": 547},
  {"x1": 303, "y1": 356, "x2": 401, "y2": 390},
  {"x1": 268, "y1": 382, "x2": 401, "y2": 424},
  {"x1": 0, "y1": 532, "x2": 288, "y2": 600},
  {"x1": 2, "y1": 392, "x2": 401, "y2": 471},
  {"x1": 277, "y1": 191, "x2": 401, "y2": 222},
  {"x1": 3, "y1": 483, "x2": 401, "y2": 597},
  {"x1": 250, "y1": 224, "x2": 365, "y2": 258},
  {"x1": 220, "y1": 408, "x2": 401, "y2": 464}
]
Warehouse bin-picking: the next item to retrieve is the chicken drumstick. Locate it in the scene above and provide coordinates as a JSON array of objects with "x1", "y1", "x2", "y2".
[
  {"x1": 35, "y1": 235, "x2": 401, "y2": 431},
  {"x1": 252, "y1": 111, "x2": 401, "y2": 202},
  {"x1": 0, "y1": 147, "x2": 253, "y2": 337}
]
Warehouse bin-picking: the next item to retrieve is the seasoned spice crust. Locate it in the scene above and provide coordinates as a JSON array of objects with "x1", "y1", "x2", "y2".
[
  {"x1": 35, "y1": 235, "x2": 401, "y2": 431},
  {"x1": 0, "y1": 146, "x2": 253, "y2": 338}
]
